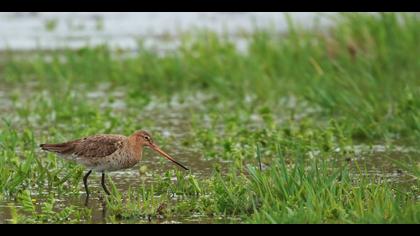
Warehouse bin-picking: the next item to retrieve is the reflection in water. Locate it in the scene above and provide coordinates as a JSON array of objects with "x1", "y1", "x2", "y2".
[
  {"x1": 100, "y1": 197, "x2": 107, "y2": 223},
  {"x1": 84, "y1": 188, "x2": 108, "y2": 223}
]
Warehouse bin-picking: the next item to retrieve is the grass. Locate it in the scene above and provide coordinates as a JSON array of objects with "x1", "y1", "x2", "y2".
[{"x1": 0, "y1": 13, "x2": 419, "y2": 223}]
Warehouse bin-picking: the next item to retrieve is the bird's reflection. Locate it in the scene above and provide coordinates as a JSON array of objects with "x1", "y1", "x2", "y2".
[{"x1": 83, "y1": 194, "x2": 108, "y2": 223}]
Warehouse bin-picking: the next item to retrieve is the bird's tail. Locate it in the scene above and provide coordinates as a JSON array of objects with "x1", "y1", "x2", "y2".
[{"x1": 40, "y1": 143, "x2": 75, "y2": 155}]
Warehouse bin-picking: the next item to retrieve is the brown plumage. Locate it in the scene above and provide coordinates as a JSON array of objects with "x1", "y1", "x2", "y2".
[
  {"x1": 41, "y1": 135, "x2": 123, "y2": 158},
  {"x1": 40, "y1": 130, "x2": 188, "y2": 197}
]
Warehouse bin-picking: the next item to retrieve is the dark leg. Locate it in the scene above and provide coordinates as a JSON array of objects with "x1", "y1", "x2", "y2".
[
  {"x1": 101, "y1": 172, "x2": 111, "y2": 195},
  {"x1": 83, "y1": 170, "x2": 92, "y2": 196}
]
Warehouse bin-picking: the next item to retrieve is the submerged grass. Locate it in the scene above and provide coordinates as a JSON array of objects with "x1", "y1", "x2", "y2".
[{"x1": 0, "y1": 13, "x2": 419, "y2": 223}]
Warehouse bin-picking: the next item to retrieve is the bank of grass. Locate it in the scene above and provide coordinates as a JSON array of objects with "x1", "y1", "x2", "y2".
[{"x1": 0, "y1": 13, "x2": 419, "y2": 223}]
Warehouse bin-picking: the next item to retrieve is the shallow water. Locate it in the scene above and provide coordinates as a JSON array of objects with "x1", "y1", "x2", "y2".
[
  {"x1": 0, "y1": 148, "x2": 226, "y2": 224},
  {"x1": 1, "y1": 143, "x2": 417, "y2": 223},
  {"x1": 0, "y1": 12, "x2": 338, "y2": 52},
  {"x1": 1, "y1": 53, "x2": 419, "y2": 223},
  {"x1": 1, "y1": 86, "x2": 418, "y2": 223},
  {"x1": 0, "y1": 84, "x2": 232, "y2": 223}
]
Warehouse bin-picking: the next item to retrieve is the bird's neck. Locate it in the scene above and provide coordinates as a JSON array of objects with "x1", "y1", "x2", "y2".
[{"x1": 128, "y1": 136, "x2": 144, "y2": 160}]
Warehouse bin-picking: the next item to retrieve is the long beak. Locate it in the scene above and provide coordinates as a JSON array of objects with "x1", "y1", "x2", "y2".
[{"x1": 150, "y1": 143, "x2": 189, "y2": 171}]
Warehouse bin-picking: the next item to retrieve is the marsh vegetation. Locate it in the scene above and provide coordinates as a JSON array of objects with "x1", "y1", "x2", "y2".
[{"x1": 0, "y1": 13, "x2": 419, "y2": 223}]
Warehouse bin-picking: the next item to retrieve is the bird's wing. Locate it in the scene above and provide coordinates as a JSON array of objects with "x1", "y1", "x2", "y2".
[{"x1": 72, "y1": 134, "x2": 126, "y2": 158}]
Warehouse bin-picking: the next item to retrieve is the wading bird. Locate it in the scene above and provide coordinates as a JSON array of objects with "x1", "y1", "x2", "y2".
[{"x1": 40, "y1": 130, "x2": 188, "y2": 197}]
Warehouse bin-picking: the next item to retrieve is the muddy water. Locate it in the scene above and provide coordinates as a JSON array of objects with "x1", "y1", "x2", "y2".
[
  {"x1": 344, "y1": 146, "x2": 419, "y2": 188},
  {"x1": 0, "y1": 145, "x2": 417, "y2": 223},
  {"x1": 0, "y1": 86, "x2": 232, "y2": 223},
  {"x1": 0, "y1": 84, "x2": 419, "y2": 223},
  {"x1": 0, "y1": 148, "x2": 225, "y2": 224}
]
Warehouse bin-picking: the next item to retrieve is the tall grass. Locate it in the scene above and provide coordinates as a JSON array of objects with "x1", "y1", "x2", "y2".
[
  {"x1": 2, "y1": 13, "x2": 419, "y2": 143},
  {"x1": 245, "y1": 148, "x2": 419, "y2": 223}
]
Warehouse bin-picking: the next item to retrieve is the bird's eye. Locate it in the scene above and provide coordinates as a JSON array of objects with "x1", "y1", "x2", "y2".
[{"x1": 144, "y1": 136, "x2": 150, "y2": 141}]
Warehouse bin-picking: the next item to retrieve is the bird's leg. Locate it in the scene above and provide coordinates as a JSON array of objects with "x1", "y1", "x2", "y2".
[
  {"x1": 83, "y1": 170, "x2": 92, "y2": 197},
  {"x1": 101, "y1": 172, "x2": 111, "y2": 195}
]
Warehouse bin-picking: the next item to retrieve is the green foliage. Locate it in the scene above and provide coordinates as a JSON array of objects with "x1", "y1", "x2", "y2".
[{"x1": 0, "y1": 13, "x2": 418, "y2": 223}]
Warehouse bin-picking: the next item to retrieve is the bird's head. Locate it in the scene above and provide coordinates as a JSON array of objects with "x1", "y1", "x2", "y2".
[{"x1": 132, "y1": 130, "x2": 189, "y2": 171}]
